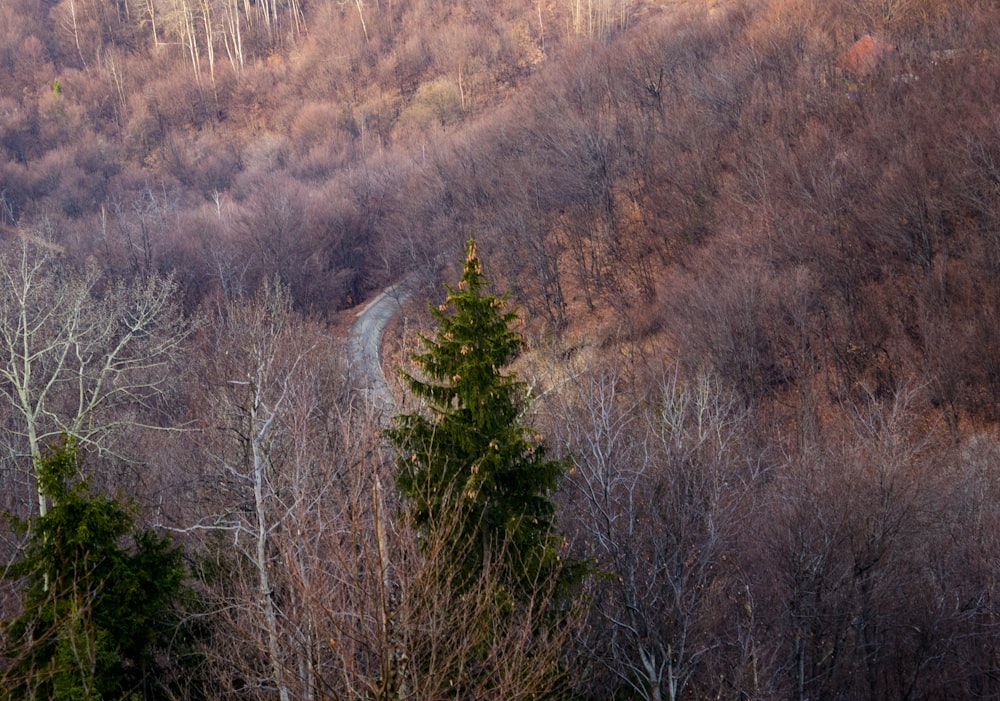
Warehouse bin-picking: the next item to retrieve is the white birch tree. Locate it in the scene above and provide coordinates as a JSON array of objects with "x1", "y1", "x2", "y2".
[
  {"x1": 195, "y1": 280, "x2": 298, "y2": 701},
  {"x1": 190, "y1": 279, "x2": 409, "y2": 700},
  {"x1": 0, "y1": 238, "x2": 190, "y2": 519}
]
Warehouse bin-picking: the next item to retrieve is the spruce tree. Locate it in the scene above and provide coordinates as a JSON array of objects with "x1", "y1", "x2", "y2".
[
  {"x1": 1, "y1": 440, "x2": 190, "y2": 701},
  {"x1": 386, "y1": 239, "x2": 569, "y2": 598}
]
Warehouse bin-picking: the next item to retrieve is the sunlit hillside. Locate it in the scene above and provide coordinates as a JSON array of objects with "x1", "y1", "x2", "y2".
[{"x1": 2, "y1": 0, "x2": 1000, "y2": 698}]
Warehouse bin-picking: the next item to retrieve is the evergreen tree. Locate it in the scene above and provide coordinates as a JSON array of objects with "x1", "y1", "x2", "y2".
[
  {"x1": 1, "y1": 440, "x2": 190, "y2": 701},
  {"x1": 386, "y1": 239, "x2": 571, "y2": 597}
]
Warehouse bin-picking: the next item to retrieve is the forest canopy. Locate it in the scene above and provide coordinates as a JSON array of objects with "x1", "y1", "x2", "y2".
[{"x1": 2, "y1": 0, "x2": 1000, "y2": 698}]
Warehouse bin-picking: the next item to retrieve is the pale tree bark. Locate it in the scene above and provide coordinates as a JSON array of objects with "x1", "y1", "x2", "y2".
[
  {"x1": 187, "y1": 279, "x2": 381, "y2": 700},
  {"x1": 198, "y1": 280, "x2": 298, "y2": 701},
  {"x1": 181, "y1": 0, "x2": 202, "y2": 84},
  {"x1": 221, "y1": 0, "x2": 244, "y2": 72},
  {"x1": 159, "y1": 0, "x2": 202, "y2": 83},
  {"x1": 183, "y1": 277, "x2": 583, "y2": 699},
  {"x1": 544, "y1": 361, "x2": 764, "y2": 700},
  {"x1": 569, "y1": 0, "x2": 631, "y2": 39},
  {"x1": 100, "y1": 48, "x2": 129, "y2": 127},
  {"x1": 199, "y1": 0, "x2": 216, "y2": 86},
  {"x1": 341, "y1": 0, "x2": 369, "y2": 43},
  {"x1": 0, "y1": 238, "x2": 190, "y2": 519},
  {"x1": 190, "y1": 283, "x2": 410, "y2": 699},
  {"x1": 289, "y1": 0, "x2": 304, "y2": 36},
  {"x1": 66, "y1": 0, "x2": 86, "y2": 65},
  {"x1": 138, "y1": 0, "x2": 161, "y2": 45},
  {"x1": 251, "y1": 377, "x2": 291, "y2": 701}
]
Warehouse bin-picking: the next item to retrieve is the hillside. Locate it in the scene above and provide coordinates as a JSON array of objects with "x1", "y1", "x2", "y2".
[
  {"x1": 2, "y1": 0, "x2": 1000, "y2": 698},
  {"x1": 4, "y1": 0, "x2": 1000, "y2": 430}
]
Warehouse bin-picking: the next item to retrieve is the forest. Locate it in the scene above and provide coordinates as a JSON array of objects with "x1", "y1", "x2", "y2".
[{"x1": 1, "y1": 0, "x2": 1000, "y2": 697}]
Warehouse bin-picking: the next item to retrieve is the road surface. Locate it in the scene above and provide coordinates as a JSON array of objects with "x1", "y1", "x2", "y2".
[{"x1": 348, "y1": 283, "x2": 410, "y2": 414}]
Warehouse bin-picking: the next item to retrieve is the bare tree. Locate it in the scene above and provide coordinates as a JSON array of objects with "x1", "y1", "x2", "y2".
[
  {"x1": 0, "y1": 238, "x2": 190, "y2": 519},
  {"x1": 188, "y1": 279, "x2": 397, "y2": 699},
  {"x1": 754, "y1": 385, "x2": 998, "y2": 699},
  {"x1": 546, "y1": 360, "x2": 765, "y2": 700},
  {"x1": 190, "y1": 280, "x2": 308, "y2": 701},
  {"x1": 183, "y1": 277, "x2": 580, "y2": 700}
]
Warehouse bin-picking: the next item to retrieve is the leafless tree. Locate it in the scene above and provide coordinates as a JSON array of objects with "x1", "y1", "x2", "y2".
[
  {"x1": 0, "y1": 237, "x2": 190, "y2": 519},
  {"x1": 545, "y1": 359, "x2": 766, "y2": 700},
  {"x1": 187, "y1": 280, "x2": 317, "y2": 701},
  {"x1": 180, "y1": 277, "x2": 581, "y2": 699},
  {"x1": 757, "y1": 385, "x2": 987, "y2": 699}
]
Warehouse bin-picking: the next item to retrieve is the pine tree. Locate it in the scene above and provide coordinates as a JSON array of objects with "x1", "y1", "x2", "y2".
[
  {"x1": 1, "y1": 440, "x2": 191, "y2": 701},
  {"x1": 386, "y1": 239, "x2": 570, "y2": 597}
]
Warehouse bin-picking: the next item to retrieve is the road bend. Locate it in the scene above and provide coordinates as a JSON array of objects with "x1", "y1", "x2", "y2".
[{"x1": 347, "y1": 283, "x2": 410, "y2": 417}]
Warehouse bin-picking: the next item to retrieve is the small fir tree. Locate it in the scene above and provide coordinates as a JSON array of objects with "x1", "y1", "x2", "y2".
[
  {"x1": 386, "y1": 239, "x2": 570, "y2": 597},
  {"x1": 1, "y1": 440, "x2": 189, "y2": 701}
]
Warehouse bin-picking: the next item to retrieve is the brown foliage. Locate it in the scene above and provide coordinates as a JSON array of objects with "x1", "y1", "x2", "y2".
[{"x1": 4, "y1": 0, "x2": 1000, "y2": 696}]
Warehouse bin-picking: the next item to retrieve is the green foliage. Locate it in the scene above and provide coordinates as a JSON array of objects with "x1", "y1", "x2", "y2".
[
  {"x1": 387, "y1": 239, "x2": 574, "y2": 598},
  {"x1": 386, "y1": 240, "x2": 586, "y2": 699},
  {"x1": 1, "y1": 440, "x2": 189, "y2": 701}
]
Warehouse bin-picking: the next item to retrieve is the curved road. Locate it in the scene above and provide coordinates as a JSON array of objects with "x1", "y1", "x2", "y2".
[{"x1": 348, "y1": 283, "x2": 410, "y2": 414}]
